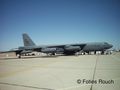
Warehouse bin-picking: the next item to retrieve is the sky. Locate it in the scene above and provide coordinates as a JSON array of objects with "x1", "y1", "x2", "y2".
[{"x1": 0, "y1": 0, "x2": 120, "y2": 51}]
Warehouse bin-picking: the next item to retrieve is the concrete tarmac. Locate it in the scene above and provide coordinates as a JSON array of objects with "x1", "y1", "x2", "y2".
[{"x1": 0, "y1": 53, "x2": 120, "y2": 90}]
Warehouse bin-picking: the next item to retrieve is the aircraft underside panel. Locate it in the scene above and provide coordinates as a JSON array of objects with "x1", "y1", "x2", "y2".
[{"x1": 64, "y1": 51, "x2": 76, "y2": 55}]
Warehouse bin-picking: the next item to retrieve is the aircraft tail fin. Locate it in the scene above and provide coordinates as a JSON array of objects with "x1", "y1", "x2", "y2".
[{"x1": 23, "y1": 33, "x2": 36, "y2": 46}]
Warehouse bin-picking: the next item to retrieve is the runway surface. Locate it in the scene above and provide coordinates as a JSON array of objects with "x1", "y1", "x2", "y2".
[{"x1": 0, "y1": 53, "x2": 120, "y2": 90}]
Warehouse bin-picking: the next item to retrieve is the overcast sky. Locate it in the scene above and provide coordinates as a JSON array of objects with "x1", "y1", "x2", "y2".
[{"x1": 0, "y1": 0, "x2": 120, "y2": 51}]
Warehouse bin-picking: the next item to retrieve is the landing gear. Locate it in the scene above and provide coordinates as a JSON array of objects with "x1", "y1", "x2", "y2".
[
  {"x1": 101, "y1": 51, "x2": 104, "y2": 55},
  {"x1": 18, "y1": 55, "x2": 21, "y2": 58},
  {"x1": 52, "y1": 53, "x2": 55, "y2": 55},
  {"x1": 86, "y1": 51, "x2": 89, "y2": 55},
  {"x1": 16, "y1": 54, "x2": 21, "y2": 58},
  {"x1": 94, "y1": 51, "x2": 96, "y2": 55},
  {"x1": 47, "y1": 53, "x2": 55, "y2": 56}
]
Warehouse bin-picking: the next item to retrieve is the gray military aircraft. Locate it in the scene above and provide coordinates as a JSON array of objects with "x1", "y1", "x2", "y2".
[{"x1": 1, "y1": 33, "x2": 113, "y2": 58}]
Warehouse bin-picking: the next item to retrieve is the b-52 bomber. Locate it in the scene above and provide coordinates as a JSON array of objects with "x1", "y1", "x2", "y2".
[{"x1": 1, "y1": 33, "x2": 113, "y2": 58}]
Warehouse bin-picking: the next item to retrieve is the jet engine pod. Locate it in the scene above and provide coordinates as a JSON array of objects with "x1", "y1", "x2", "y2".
[
  {"x1": 21, "y1": 50, "x2": 32, "y2": 54},
  {"x1": 41, "y1": 48, "x2": 64, "y2": 53},
  {"x1": 41, "y1": 48, "x2": 57, "y2": 53},
  {"x1": 65, "y1": 45, "x2": 81, "y2": 51},
  {"x1": 57, "y1": 48, "x2": 64, "y2": 52}
]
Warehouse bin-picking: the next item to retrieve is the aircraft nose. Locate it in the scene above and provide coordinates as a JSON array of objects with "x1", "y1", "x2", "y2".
[{"x1": 109, "y1": 44, "x2": 113, "y2": 48}]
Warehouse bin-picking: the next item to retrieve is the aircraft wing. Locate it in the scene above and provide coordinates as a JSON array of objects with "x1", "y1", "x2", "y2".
[
  {"x1": 45, "y1": 43, "x2": 86, "y2": 49},
  {"x1": 26, "y1": 43, "x2": 87, "y2": 55},
  {"x1": 0, "y1": 48, "x2": 22, "y2": 55}
]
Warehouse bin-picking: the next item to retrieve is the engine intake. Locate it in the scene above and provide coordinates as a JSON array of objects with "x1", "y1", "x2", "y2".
[
  {"x1": 41, "y1": 48, "x2": 64, "y2": 53},
  {"x1": 65, "y1": 46, "x2": 81, "y2": 51}
]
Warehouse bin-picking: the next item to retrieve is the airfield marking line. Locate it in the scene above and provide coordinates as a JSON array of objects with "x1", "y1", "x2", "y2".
[
  {"x1": 90, "y1": 55, "x2": 99, "y2": 90},
  {"x1": 0, "y1": 60, "x2": 58, "y2": 78},
  {"x1": 0, "y1": 82, "x2": 54, "y2": 90}
]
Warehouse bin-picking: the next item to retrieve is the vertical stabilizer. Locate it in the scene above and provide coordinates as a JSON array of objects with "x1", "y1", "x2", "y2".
[{"x1": 23, "y1": 33, "x2": 36, "y2": 46}]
